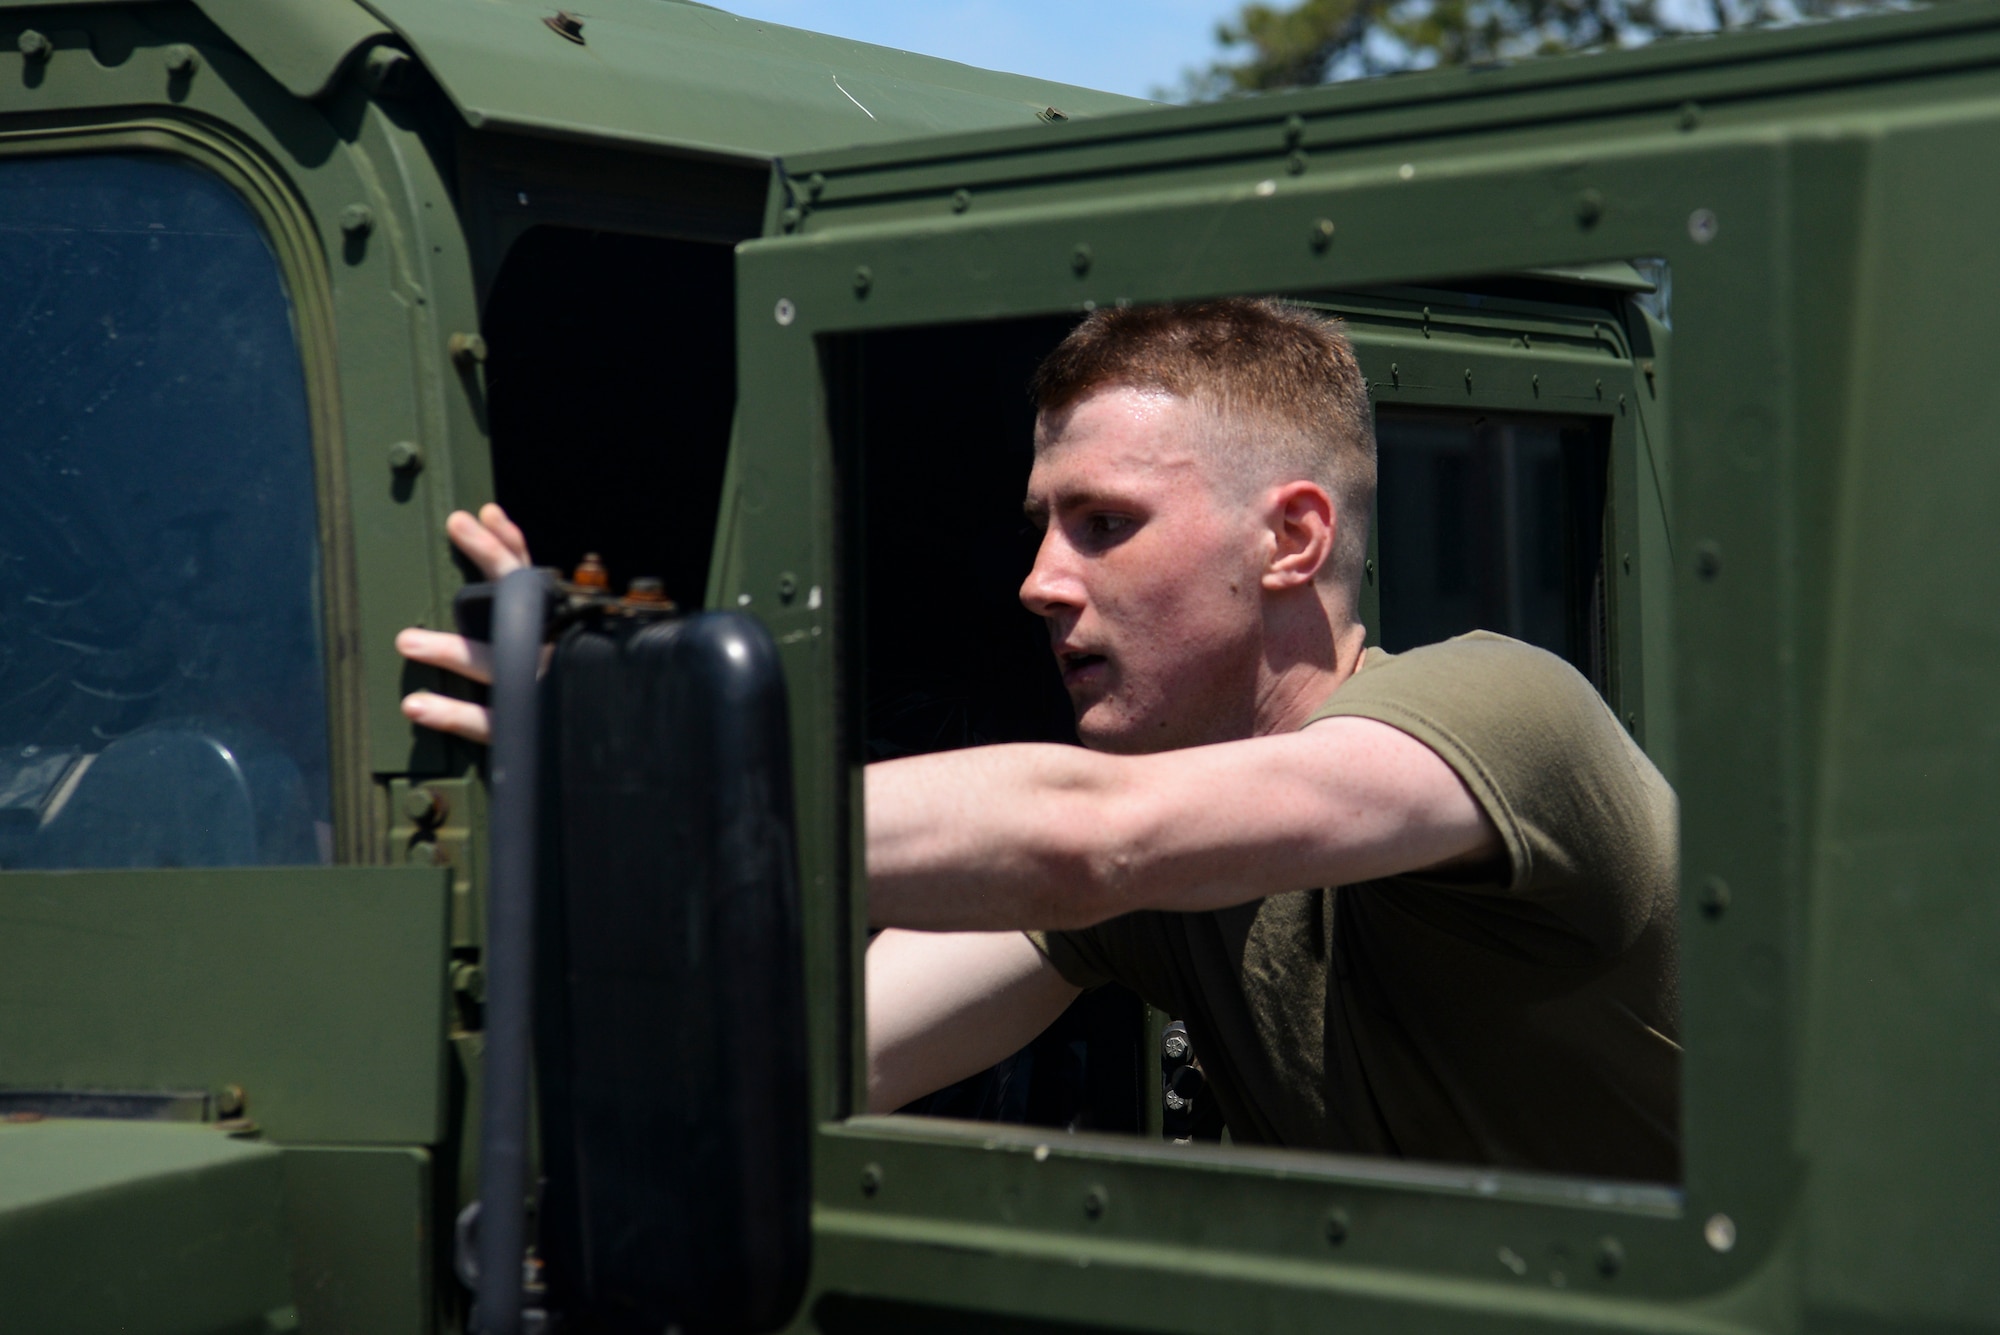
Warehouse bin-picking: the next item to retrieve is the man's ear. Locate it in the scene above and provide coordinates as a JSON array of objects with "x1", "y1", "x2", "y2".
[{"x1": 1260, "y1": 481, "x2": 1335, "y2": 591}]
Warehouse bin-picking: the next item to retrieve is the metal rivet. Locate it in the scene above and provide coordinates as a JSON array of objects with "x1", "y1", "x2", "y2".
[
  {"x1": 18, "y1": 29, "x2": 52, "y2": 60},
  {"x1": 1531, "y1": 373, "x2": 1540, "y2": 395},
  {"x1": 1700, "y1": 875, "x2": 1731, "y2": 919},
  {"x1": 1678, "y1": 100, "x2": 1702, "y2": 131},
  {"x1": 1070, "y1": 243, "x2": 1092, "y2": 276},
  {"x1": 1689, "y1": 208, "x2": 1720, "y2": 244},
  {"x1": 448, "y1": 332, "x2": 487, "y2": 367},
  {"x1": 777, "y1": 572, "x2": 799, "y2": 603},
  {"x1": 1287, "y1": 150, "x2": 1307, "y2": 176},
  {"x1": 1597, "y1": 1236, "x2": 1624, "y2": 1277},
  {"x1": 1464, "y1": 368, "x2": 1474, "y2": 390},
  {"x1": 1253, "y1": 178, "x2": 1277, "y2": 197},
  {"x1": 408, "y1": 839, "x2": 439, "y2": 866},
  {"x1": 1032, "y1": 1144, "x2": 1050, "y2": 1162},
  {"x1": 1083, "y1": 1185, "x2": 1108, "y2": 1219},
  {"x1": 216, "y1": 1083, "x2": 247, "y2": 1118},
  {"x1": 1283, "y1": 112, "x2": 1304, "y2": 146},
  {"x1": 951, "y1": 188, "x2": 971, "y2": 213},
  {"x1": 339, "y1": 203, "x2": 374, "y2": 237},
  {"x1": 806, "y1": 172, "x2": 827, "y2": 200},
  {"x1": 1310, "y1": 217, "x2": 1335, "y2": 252},
  {"x1": 1695, "y1": 539, "x2": 1722, "y2": 581},
  {"x1": 164, "y1": 43, "x2": 199, "y2": 75},
  {"x1": 773, "y1": 298, "x2": 796, "y2": 327},
  {"x1": 860, "y1": 1163, "x2": 882, "y2": 1197},
  {"x1": 780, "y1": 206, "x2": 802, "y2": 232},
  {"x1": 852, "y1": 266, "x2": 872, "y2": 297},
  {"x1": 1398, "y1": 162, "x2": 1415, "y2": 180},
  {"x1": 1388, "y1": 362, "x2": 1399, "y2": 384},
  {"x1": 1323, "y1": 1207, "x2": 1350, "y2": 1245},
  {"x1": 1622, "y1": 552, "x2": 1632, "y2": 574},
  {"x1": 1364, "y1": 558, "x2": 1375, "y2": 585},
  {"x1": 1576, "y1": 188, "x2": 1604, "y2": 228},
  {"x1": 1704, "y1": 1213, "x2": 1737, "y2": 1253},
  {"x1": 388, "y1": 441, "x2": 423, "y2": 475}
]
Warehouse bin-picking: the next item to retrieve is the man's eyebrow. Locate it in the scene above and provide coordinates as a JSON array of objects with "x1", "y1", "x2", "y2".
[{"x1": 1023, "y1": 489, "x2": 1114, "y2": 520}]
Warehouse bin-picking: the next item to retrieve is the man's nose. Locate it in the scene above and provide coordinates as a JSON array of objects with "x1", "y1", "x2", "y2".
[{"x1": 1019, "y1": 528, "x2": 1080, "y2": 620}]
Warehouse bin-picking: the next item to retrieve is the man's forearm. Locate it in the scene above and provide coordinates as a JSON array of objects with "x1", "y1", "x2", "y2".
[
  {"x1": 865, "y1": 744, "x2": 1127, "y2": 931},
  {"x1": 866, "y1": 928, "x2": 1081, "y2": 1112}
]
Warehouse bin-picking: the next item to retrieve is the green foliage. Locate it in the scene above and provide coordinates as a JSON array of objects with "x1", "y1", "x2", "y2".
[{"x1": 1171, "y1": 0, "x2": 1918, "y2": 99}]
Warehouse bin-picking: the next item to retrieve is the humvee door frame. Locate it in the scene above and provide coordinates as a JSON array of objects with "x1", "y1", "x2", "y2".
[{"x1": 730, "y1": 33, "x2": 1823, "y2": 1333}]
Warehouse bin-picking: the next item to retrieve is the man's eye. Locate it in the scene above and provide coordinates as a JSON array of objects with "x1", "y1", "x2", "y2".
[{"x1": 1086, "y1": 514, "x2": 1132, "y2": 539}]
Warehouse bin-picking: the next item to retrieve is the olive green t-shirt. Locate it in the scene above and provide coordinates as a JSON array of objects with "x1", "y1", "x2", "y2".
[{"x1": 1029, "y1": 632, "x2": 1681, "y2": 1181}]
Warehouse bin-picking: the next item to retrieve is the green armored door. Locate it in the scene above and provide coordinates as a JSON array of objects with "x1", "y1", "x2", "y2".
[{"x1": 711, "y1": 25, "x2": 1873, "y2": 1333}]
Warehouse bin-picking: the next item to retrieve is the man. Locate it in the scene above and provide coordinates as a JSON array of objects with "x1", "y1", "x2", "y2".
[{"x1": 400, "y1": 298, "x2": 1680, "y2": 1181}]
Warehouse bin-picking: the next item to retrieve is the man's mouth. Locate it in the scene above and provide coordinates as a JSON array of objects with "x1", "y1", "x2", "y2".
[{"x1": 1057, "y1": 650, "x2": 1109, "y2": 685}]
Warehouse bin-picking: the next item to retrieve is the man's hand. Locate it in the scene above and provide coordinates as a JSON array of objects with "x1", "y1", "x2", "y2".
[
  {"x1": 395, "y1": 504, "x2": 534, "y2": 745},
  {"x1": 865, "y1": 717, "x2": 1502, "y2": 932}
]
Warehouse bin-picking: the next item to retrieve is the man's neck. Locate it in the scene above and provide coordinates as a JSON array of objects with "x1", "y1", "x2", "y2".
[{"x1": 1251, "y1": 616, "x2": 1369, "y2": 737}]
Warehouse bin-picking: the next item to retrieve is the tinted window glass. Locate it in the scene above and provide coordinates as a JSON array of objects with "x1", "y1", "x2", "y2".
[
  {"x1": 0, "y1": 154, "x2": 331, "y2": 868},
  {"x1": 1374, "y1": 410, "x2": 1608, "y2": 689}
]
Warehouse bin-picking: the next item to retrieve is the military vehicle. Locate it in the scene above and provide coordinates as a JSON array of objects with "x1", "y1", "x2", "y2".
[{"x1": 2, "y1": 0, "x2": 1995, "y2": 1330}]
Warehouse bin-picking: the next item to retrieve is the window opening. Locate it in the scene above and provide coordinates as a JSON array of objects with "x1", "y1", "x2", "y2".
[
  {"x1": 839, "y1": 311, "x2": 1668, "y2": 1183},
  {"x1": 485, "y1": 227, "x2": 735, "y2": 609},
  {"x1": 0, "y1": 153, "x2": 332, "y2": 869}
]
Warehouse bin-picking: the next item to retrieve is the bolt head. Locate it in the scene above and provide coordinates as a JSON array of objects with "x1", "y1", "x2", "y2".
[
  {"x1": 339, "y1": 203, "x2": 374, "y2": 237},
  {"x1": 1070, "y1": 243, "x2": 1092, "y2": 276},
  {"x1": 852, "y1": 266, "x2": 872, "y2": 297},
  {"x1": 951, "y1": 188, "x2": 971, "y2": 214},
  {"x1": 216, "y1": 1083, "x2": 247, "y2": 1118},
  {"x1": 1162, "y1": 1032, "x2": 1189, "y2": 1061},
  {"x1": 860, "y1": 1163, "x2": 883, "y2": 1197},
  {"x1": 362, "y1": 45, "x2": 411, "y2": 94},
  {"x1": 18, "y1": 29, "x2": 52, "y2": 59},
  {"x1": 388, "y1": 440, "x2": 423, "y2": 474},
  {"x1": 1083, "y1": 1186, "x2": 1108, "y2": 1219},
  {"x1": 1323, "y1": 1207, "x2": 1350, "y2": 1245},
  {"x1": 164, "y1": 43, "x2": 199, "y2": 74}
]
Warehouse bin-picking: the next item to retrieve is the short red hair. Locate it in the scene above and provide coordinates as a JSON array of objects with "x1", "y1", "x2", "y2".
[{"x1": 1031, "y1": 298, "x2": 1375, "y2": 592}]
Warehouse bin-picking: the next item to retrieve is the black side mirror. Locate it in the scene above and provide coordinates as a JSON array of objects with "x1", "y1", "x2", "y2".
[{"x1": 462, "y1": 570, "x2": 810, "y2": 1335}]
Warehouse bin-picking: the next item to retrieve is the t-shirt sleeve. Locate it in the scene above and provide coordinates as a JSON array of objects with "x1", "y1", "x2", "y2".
[
  {"x1": 1025, "y1": 927, "x2": 1112, "y2": 989},
  {"x1": 1308, "y1": 633, "x2": 1677, "y2": 954},
  {"x1": 1025, "y1": 916, "x2": 1195, "y2": 1015}
]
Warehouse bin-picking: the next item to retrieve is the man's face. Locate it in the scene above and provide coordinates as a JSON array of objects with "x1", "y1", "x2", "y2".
[{"x1": 1020, "y1": 386, "x2": 1269, "y2": 754}]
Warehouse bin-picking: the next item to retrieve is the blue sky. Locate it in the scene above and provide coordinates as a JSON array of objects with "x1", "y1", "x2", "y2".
[{"x1": 712, "y1": 0, "x2": 1241, "y2": 101}]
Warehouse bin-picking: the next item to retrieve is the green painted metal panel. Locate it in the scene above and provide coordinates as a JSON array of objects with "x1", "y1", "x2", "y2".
[
  {"x1": 353, "y1": 0, "x2": 1145, "y2": 163},
  {"x1": 0, "y1": 1119, "x2": 295, "y2": 1335},
  {"x1": 281, "y1": 1146, "x2": 433, "y2": 1335},
  {"x1": 193, "y1": 0, "x2": 389, "y2": 99},
  {"x1": 0, "y1": 868, "x2": 450, "y2": 1144}
]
